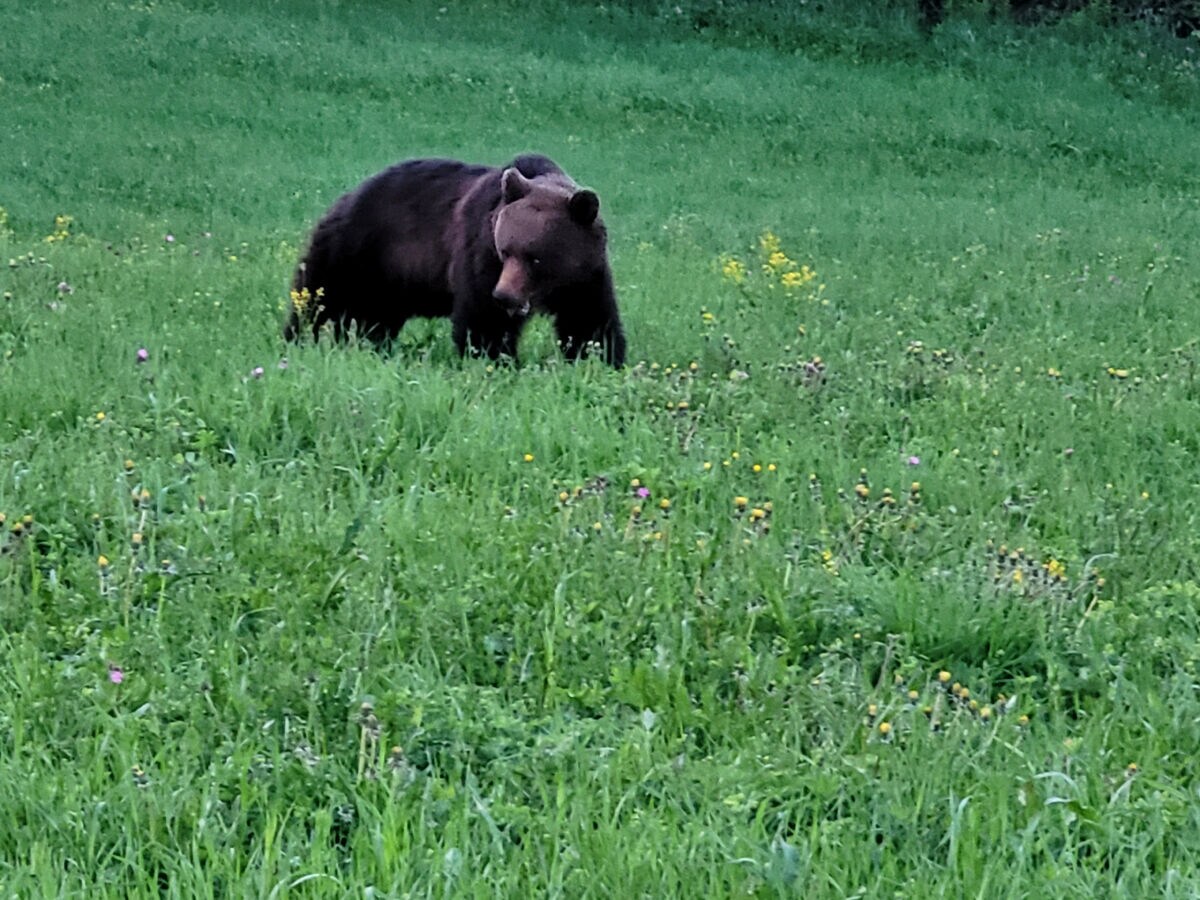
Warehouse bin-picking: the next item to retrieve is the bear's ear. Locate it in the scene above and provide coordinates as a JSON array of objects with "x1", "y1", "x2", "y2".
[
  {"x1": 501, "y1": 168, "x2": 533, "y2": 203},
  {"x1": 568, "y1": 189, "x2": 599, "y2": 226}
]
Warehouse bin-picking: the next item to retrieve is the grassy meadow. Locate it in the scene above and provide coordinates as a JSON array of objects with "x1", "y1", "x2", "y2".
[{"x1": 3, "y1": 0, "x2": 1200, "y2": 895}]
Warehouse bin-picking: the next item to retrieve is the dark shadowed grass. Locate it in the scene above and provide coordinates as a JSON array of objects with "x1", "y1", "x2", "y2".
[{"x1": 2, "y1": 0, "x2": 1200, "y2": 895}]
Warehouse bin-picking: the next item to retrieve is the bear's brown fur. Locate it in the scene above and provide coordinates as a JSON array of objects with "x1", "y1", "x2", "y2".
[{"x1": 286, "y1": 154, "x2": 625, "y2": 367}]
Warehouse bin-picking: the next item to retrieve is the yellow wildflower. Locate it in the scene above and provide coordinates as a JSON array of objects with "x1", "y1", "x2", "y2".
[{"x1": 721, "y1": 258, "x2": 746, "y2": 284}]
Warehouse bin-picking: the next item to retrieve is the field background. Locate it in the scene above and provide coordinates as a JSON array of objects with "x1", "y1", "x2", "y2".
[{"x1": 3, "y1": 0, "x2": 1200, "y2": 896}]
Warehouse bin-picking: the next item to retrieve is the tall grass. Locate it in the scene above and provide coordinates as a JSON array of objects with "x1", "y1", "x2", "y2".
[{"x1": 2, "y1": 0, "x2": 1200, "y2": 895}]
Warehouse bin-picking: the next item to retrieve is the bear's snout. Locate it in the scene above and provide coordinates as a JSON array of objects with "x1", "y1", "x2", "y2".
[
  {"x1": 492, "y1": 285, "x2": 531, "y2": 318},
  {"x1": 493, "y1": 257, "x2": 532, "y2": 317}
]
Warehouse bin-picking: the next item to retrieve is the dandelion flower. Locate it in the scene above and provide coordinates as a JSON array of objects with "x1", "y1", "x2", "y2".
[{"x1": 523, "y1": 453, "x2": 534, "y2": 463}]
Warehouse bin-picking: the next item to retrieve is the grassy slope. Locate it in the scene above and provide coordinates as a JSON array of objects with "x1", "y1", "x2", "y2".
[{"x1": 2, "y1": 0, "x2": 1200, "y2": 896}]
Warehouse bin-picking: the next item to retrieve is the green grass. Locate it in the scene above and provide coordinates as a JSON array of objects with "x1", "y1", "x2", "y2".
[{"x1": 3, "y1": 0, "x2": 1200, "y2": 895}]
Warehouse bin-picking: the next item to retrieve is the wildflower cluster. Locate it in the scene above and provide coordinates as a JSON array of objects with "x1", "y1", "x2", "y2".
[
  {"x1": 986, "y1": 541, "x2": 1083, "y2": 601},
  {"x1": 352, "y1": 701, "x2": 414, "y2": 785},
  {"x1": 554, "y1": 474, "x2": 611, "y2": 509},
  {"x1": 759, "y1": 231, "x2": 817, "y2": 291},
  {"x1": 626, "y1": 359, "x2": 710, "y2": 450},
  {"x1": 289, "y1": 285, "x2": 325, "y2": 323},
  {"x1": 91, "y1": 459, "x2": 188, "y2": 623},
  {"x1": 720, "y1": 257, "x2": 746, "y2": 285},
  {"x1": 552, "y1": 474, "x2": 613, "y2": 536},
  {"x1": 43, "y1": 214, "x2": 73, "y2": 244},
  {"x1": 835, "y1": 468, "x2": 923, "y2": 516},
  {"x1": 897, "y1": 339, "x2": 958, "y2": 401},
  {"x1": 632, "y1": 359, "x2": 704, "y2": 406},
  {"x1": 732, "y1": 494, "x2": 773, "y2": 538},
  {"x1": 868, "y1": 667, "x2": 1028, "y2": 741},
  {"x1": 905, "y1": 340, "x2": 954, "y2": 366},
  {"x1": 776, "y1": 350, "x2": 826, "y2": 388},
  {"x1": 624, "y1": 478, "x2": 673, "y2": 543},
  {"x1": 0, "y1": 512, "x2": 36, "y2": 555},
  {"x1": 7, "y1": 251, "x2": 51, "y2": 272},
  {"x1": 719, "y1": 230, "x2": 824, "y2": 298},
  {"x1": 801, "y1": 469, "x2": 926, "y2": 574}
]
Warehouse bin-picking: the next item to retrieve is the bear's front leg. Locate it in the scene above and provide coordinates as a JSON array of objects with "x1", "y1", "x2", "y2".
[
  {"x1": 555, "y1": 316, "x2": 626, "y2": 368},
  {"x1": 453, "y1": 318, "x2": 522, "y2": 362}
]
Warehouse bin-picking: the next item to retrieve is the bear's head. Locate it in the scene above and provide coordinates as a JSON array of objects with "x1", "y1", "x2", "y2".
[{"x1": 491, "y1": 167, "x2": 606, "y2": 318}]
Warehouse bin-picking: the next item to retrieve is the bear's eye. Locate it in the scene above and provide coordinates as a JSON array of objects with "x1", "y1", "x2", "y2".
[{"x1": 530, "y1": 256, "x2": 542, "y2": 268}]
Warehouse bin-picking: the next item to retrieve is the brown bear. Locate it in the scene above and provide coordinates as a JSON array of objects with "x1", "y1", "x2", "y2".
[{"x1": 286, "y1": 154, "x2": 626, "y2": 367}]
